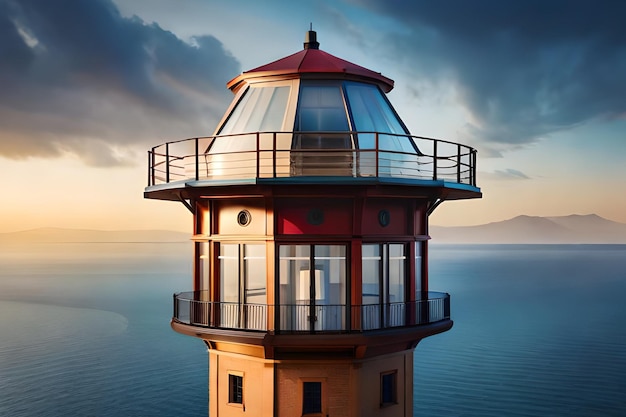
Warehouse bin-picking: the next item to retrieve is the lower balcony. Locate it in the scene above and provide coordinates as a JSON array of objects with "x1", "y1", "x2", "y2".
[{"x1": 172, "y1": 291, "x2": 450, "y2": 334}]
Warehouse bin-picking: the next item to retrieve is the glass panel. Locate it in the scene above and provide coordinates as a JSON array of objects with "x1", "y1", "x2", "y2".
[
  {"x1": 381, "y1": 372, "x2": 397, "y2": 405},
  {"x1": 261, "y1": 87, "x2": 290, "y2": 131},
  {"x1": 213, "y1": 86, "x2": 291, "y2": 154},
  {"x1": 297, "y1": 85, "x2": 349, "y2": 132},
  {"x1": 378, "y1": 133, "x2": 416, "y2": 153},
  {"x1": 314, "y1": 245, "x2": 346, "y2": 331},
  {"x1": 279, "y1": 245, "x2": 310, "y2": 331},
  {"x1": 345, "y1": 83, "x2": 405, "y2": 136},
  {"x1": 228, "y1": 374, "x2": 243, "y2": 404},
  {"x1": 219, "y1": 244, "x2": 239, "y2": 327},
  {"x1": 388, "y1": 244, "x2": 405, "y2": 303},
  {"x1": 244, "y1": 244, "x2": 266, "y2": 304},
  {"x1": 387, "y1": 244, "x2": 406, "y2": 327},
  {"x1": 244, "y1": 244, "x2": 267, "y2": 331},
  {"x1": 415, "y1": 241, "x2": 422, "y2": 295},
  {"x1": 220, "y1": 88, "x2": 261, "y2": 136},
  {"x1": 196, "y1": 241, "x2": 210, "y2": 292},
  {"x1": 345, "y1": 82, "x2": 419, "y2": 161},
  {"x1": 220, "y1": 86, "x2": 291, "y2": 135},
  {"x1": 220, "y1": 244, "x2": 239, "y2": 302},
  {"x1": 362, "y1": 244, "x2": 381, "y2": 330},
  {"x1": 302, "y1": 381, "x2": 322, "y2": 414}
]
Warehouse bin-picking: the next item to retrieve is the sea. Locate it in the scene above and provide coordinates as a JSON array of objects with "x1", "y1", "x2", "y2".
[{"x1": 1, "y1": 242, "x2": 625, "y2": 416}]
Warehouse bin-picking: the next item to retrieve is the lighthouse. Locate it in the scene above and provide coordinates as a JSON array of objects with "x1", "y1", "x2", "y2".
[{"x1": 144, "y1": 30, "x2": 481, "y2": 417}]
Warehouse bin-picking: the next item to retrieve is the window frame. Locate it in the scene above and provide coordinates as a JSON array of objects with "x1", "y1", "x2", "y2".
[
  {"x1": 299, "y1": 377, "x2": 326, "y2": 416},
  {"x1": 380, "y1": 370, "x2": 398, "y2": 408},
  {"x1": 362, "y1": 242, "x2": 408, "y2": 329},
  {"x1": 228, "y1": 372, "x2": 244, "y2": 406},
  {"x1": 217, "y1": 242, "x2": 267, "y2": 330},
  {"x1": 277, "y1": 243, "x2": 349, "y2": 332},
  {"x1": 216, "y1": 79, "x2": 299, "y2": 137}
]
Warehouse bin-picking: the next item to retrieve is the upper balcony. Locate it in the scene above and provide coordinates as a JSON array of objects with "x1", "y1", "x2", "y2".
[{"x1": 145, "y1": 131, "x2": 479, "y2": 196}]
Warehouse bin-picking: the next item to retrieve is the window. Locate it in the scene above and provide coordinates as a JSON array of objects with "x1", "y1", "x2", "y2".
[
  {"x1": 278, "y1": 245, "x2": 347, "y2": 331},
  {"x1": 380, "y1": 371, "x2": 397, "y2": 407},
  {"x1": 196, "y1": 241, "x2": 210, "y2": 291},
  {"x1": 219, "y1": 243, "x2": 267, "y2": 329},
  {"x1": 362, "y1": 243, "x2": 406, "y2": 329},
  {"x1": 294, "y1": 83, "x2": 352, "y2": 152},
  {"x1": 415, "y1": 241, "x2": 422, "y2": 295},
  {"x1": 228, "y1": 374, "x2": 243, "y2": 404},
  {"x1": 219, "y1": 85, "x2": 291, "y2": 136},
  {"x1": 297, "y1": 84, "x2": 349, "y2": 133},
  {"x1": 345, "y1": 83, "x2": 407, "y2": 139},
  {"x1": 302, "y1": 381, "x2": 322, "y2": 414}
]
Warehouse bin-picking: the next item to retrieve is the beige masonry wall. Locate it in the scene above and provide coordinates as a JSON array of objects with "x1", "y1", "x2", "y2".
[
  {"x1": 275, "y1": 350, "x2": 414, "y2": 417},
  {"x1": 355, "y1": 351, "x2": 413, "y2": 417},
  {"x1": 209, "y1": 350, "x2": 275, "y2": 417}
]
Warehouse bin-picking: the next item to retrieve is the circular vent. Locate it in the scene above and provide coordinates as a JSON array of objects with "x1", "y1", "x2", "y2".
[
  {"x1": 307, "y1": 208, "x2": 324, "y2": 225},
  {"x1": 378, "y1": 209, "x2": 390, "y2": 227},
  {"x1": 237, "y1": 210, "x2": 251, "y2": 227}
]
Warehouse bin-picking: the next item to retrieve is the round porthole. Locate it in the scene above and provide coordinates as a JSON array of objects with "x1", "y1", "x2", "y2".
[
  {"x1": 378, "y1": 209, "x2": 391, "y2": 227},
  {"x1": 237, "y1": 210, "x2": 251, "y2": 227},
  {"x1": 307, "y1": 208, "x2": 324, "y2": 225}
]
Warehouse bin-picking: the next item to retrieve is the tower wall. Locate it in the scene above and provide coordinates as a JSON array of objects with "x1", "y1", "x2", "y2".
[{"x1": 209, "y1": 350, "x2": 275, "y2": 417}]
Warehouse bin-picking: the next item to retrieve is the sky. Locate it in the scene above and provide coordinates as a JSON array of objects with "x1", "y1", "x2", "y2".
[{"x1": 1, "y1": 0, "x2": 625, "y2": 232}]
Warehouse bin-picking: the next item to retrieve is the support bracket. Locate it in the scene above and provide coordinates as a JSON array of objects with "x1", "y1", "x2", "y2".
[
  {"x1": 177, "y1": 194, "x2": 195, "y2": 214},
  {"x1": 426, "y1": 198, "x2": 443, "y2": 216}
]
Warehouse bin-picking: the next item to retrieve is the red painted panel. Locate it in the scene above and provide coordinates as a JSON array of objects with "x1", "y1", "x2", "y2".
[
  {"x1": 362, "y1": 200, "x2": 407, "y2": 235},
  {"x1": 277, "y1": 200, "x2": 352, "y2": 235}
]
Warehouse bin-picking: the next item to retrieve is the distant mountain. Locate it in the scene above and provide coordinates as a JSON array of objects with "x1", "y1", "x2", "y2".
[
  {"x1": 430, "y1": 214, "x2": 626, "y2": 244},
  {"x1": 0, "y1": 227, "x2": 190, "y2": 243}
]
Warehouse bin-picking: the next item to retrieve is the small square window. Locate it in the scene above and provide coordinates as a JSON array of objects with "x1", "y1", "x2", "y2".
[
  {"x1": 229, "y1": 374, "x2": 243, "y2": 404},
  {"x1": 380, "y1": 371, "x2": 397, "y2": 407},
  {"x1": 302, "y1": 381, "x2": 322, "y2": 414}
]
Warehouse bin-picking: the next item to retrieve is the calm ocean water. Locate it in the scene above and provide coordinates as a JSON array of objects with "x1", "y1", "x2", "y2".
[{"x1": 1, "y1": 243, "x2": 625, "y2": 416}]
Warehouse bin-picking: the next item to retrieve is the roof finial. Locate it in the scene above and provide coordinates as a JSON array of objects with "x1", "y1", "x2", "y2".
[{"x1": 304, "y1": 24, "x2": 319, "y2": 50}]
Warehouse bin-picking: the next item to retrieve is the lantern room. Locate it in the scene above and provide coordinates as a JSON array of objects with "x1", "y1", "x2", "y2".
[{"x1": 144, "y1": 30, "x2": 481, "y2": 417}]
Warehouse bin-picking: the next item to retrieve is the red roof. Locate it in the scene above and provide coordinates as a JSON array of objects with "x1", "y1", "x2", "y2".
[{"x1": 227, "y1": 47, "x2": 394, "y2": 92}]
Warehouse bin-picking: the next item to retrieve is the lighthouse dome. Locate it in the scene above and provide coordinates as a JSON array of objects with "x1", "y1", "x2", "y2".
[
  {"x1": 208, "y1": 31, "x2": 419, "y2": 166},
  {"x1": 145, "y1": 31, "x2": 477, "y2": 189}
]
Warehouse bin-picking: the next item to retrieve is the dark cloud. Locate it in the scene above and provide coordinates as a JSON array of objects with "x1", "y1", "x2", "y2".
[
  {"x1": 347, "y1": 0, "x2": 626, "y2": 151},
  {"x1": 0, "y1": 0, "x2": 239, "y2": 166}
]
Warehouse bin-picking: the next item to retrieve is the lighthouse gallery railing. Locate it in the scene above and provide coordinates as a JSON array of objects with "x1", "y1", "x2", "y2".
[
  {"x1": 173, "y1": 291, "x2": 450, "y2": 333},
  {"x1": 147, "y1": 132, "x2": 477, "y2": 187}
]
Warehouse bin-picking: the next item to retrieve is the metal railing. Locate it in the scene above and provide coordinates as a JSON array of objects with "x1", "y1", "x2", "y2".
[
  {"x1": 173, "y1": 291, "x2": 450, "y2": 334},
  {"x1": 148, "y1": 132, "x2": 477, "y2": 187}
]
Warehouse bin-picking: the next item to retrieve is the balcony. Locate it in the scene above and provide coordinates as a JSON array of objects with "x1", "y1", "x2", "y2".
[
  {"x1": 147, "y1": 132, "x2": 477, "y2": 189},
  {"x1": 172, "y1": 291, "x2": 450, "y2": 334}
]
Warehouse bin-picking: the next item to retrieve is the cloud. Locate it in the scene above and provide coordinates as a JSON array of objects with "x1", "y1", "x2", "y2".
[
  {"x1": 346, "y1": 0, "x2": 626, "y2": 151},
  {"x1": 485, "y1": 168, "x2": 531, "y2": 181},
  {"x1": 0, "y1": 0, "x2": 240, "y2": 166}
]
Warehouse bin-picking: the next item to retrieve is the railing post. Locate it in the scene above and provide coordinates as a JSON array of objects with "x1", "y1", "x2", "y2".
[
  {"x1": 195, "y1": 137, "x2": 199, "y2": 181},
  {"x1": 433, "y1": 140, "x2": 438, "y2": 181},
  {"x1": 457, "y1": 144, "x2": 462, "y2": 183},
  {"x1": 375, "y1": 132, "x2": 380, "y2": 177},
  {"x1": 152, "y1": 148, "x2": 156, "y2": 186},
  {"x1": 256, "y1": 132, "x2": 260, "y2": 179},
  {"x1": 148, "y1": 151, "x2": 152, "y2": 186},
  {"x1": 472, "y1": 150, "x2": 477, "y2": 186},
  {"x1": 272, "y1": 133, "x2": 277, "y2": 178},
  {"x1": 165, "y1": 142, "x2": 170, "y2": 183}
]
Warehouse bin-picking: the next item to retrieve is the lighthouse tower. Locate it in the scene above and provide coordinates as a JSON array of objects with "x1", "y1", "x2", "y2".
[{"x1": 145, "y1": 30, "x2": 480, "y2": 417}]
